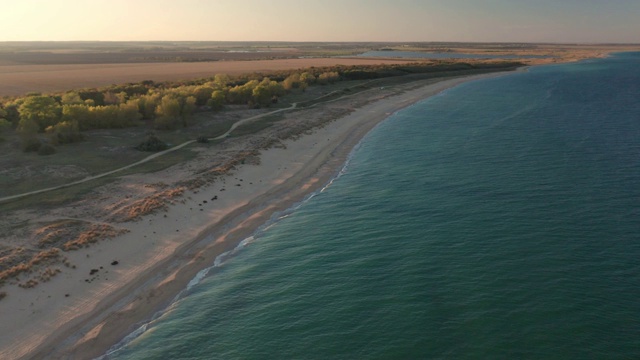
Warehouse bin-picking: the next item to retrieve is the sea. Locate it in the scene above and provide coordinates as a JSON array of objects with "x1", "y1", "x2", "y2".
[{"x1": 105, "y1": 52, "x2": 640, "y2": 359}]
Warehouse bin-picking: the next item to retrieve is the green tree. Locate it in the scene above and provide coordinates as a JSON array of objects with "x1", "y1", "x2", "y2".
[
  {"x1": 17, "y1": 116, "x2": 40, "y2": 151},
  {"x1": 283, "y1": 73, "x2": 301, "y2": 90},
  {"x1": 46, "y1": 120, "x2": 83, "y2": 144},
  {"x1": 62, "y1": 104, "x2": 92, "y2": 129},
  {"x1": 117, "y1": 100, "x2": 142, "y2": 127},
  {"x1": 0, "y1": 118, "x2": 11, "y2": 140},
  {"x1": 89, "y1": 106, "x2": 119, "y2": 128},
  {"x1": 252, "y1": 85, "x2": 272, "y2": 107},
  {"x1": 214, "y1": 74, "x2": 230, "y2": 89},
  {"x1": 61, "y1": 92, "x2": 84, "y2": 105},
  {"x1": 318, "y1": 72, "x2": 340, "y2": 84},
  {"x1": 78, "y1": 90, "x2": 105, "y2": 106},
  {"x1": 192, "y1": 86, "x2": 214, "y2": 105},
  {"x1": 261, "y1": 78, "x2": 285, "y2": 97},
  {"x1": 138, "y1": 93, "x2": 162, "y2": 119},
  {"x1": 103, "y1": 92, "x2": 120, "y2": 105},
  {"x1": 227, "y1": 80, "x2": 259, "y2": 104},
  {"x1": 155, "y1": 96, "x2": 182, "y2": 129},
  {"x1": 181, "y1": 96, "x2": 197, "y2": 123},
  {"x1": 300, "y1": 72, "x2": 316, "y2": 85},
  {"x1": 2, "y1": 103, "x2": 20, "y2": 127},
  {"x1": 18, "y1": 96, "x2": 62, "y2": 131},
  {"x1": 207, "y1": 90, "x2": 225, "y2": 110}
]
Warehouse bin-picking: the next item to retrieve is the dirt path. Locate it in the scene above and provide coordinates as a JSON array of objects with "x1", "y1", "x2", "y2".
[
  {"x1": 0, "y1": 87, "x2": 364, "y2": 204},
  {"x1": 2, "y1": 71, "x2": 489, "y2": 205}
]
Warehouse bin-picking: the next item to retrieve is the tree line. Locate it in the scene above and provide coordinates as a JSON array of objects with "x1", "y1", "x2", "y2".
[{"x1": 0, "y1": 61, "x2": 521, "y2": 154}]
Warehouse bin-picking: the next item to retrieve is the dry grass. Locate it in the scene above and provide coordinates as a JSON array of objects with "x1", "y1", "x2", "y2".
[
  {"x1": 34, "y1": 220, "x2": 129, "y2": 250},
  {"x1": 62, "y1": 224, "x2": 129, "y2": 251},
  {"x1": 0, "y1": 219, "x2": 130, "y2": 288},
  {"x1": 108, "y1": 187, "x2": 186, "y2": 222},
  {"x1": 35, "y1": 220, "x2": 87, "y2": 248},
  {"x1": 0, "y1": 248, "x2": 61, "y2": 285}
]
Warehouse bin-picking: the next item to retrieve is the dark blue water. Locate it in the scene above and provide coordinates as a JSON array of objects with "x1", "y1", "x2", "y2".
[
  {"x1": 358, "y1": 50, "x2": 551, "y2": 59},
  {"x1": 108, "y1": 53, "x2": 640, "y2": 359}
]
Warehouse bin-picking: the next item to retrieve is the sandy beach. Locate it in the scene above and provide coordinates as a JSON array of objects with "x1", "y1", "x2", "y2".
[{"x1": 0, "y1": 70, "x2": 518, "y2": 359}]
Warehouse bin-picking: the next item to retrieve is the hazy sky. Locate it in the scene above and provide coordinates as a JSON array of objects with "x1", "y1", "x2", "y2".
[{"x1": 3, "y1": 0, "x2": 639, "y2": 43}]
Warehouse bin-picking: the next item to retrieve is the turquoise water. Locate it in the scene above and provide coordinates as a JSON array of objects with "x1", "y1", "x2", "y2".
[
  {"x1": 108, "y1": 53, "x2": 640, "y2": 359},
  {"x1": 357, "y1": 50, "x2": 551, "y2": 59}
]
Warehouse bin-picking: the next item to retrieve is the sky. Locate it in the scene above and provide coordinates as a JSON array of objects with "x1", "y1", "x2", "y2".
[{"x1": 2, "y1": 0, "x2": 639, "y2": 43}]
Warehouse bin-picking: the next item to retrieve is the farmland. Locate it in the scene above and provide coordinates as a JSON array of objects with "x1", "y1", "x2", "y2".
[
  {"x1": 0, "y1": 58, "x2": 419, "y2": 96},
  {"x1": 2, "y1": 41, "x2": 635, "y2": 97}
]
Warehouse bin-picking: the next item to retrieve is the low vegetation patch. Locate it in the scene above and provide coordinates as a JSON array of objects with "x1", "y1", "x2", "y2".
[
  {"x1": 0, "y1": 220, "x2": 130, "y2": 289},
  {"x1": 0, "y1": 247, "x2": 62, "y2": 286},
  {"x1": 62, "y1": 224, "x2": 128, "y2": 251},
  {"x1": 35, "y1": 220, "x2": 129, "y2": 250},
  {"x1": 135, "y1": 134, "x2": 169, "y2": 152},
  {"x1": 109, "y1": 187, "x2": 186, "y2": 222},
  {"x1": 37, "y1": 143, "x2": 56, "y2": 155},
  {"x1": 35, "y1": 220, "x2": 86, "y2": 248}
]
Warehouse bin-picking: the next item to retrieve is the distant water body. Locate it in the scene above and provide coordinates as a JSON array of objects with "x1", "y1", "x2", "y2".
[
  {"x1": 357, "y1": 50, "x2": 551, "y2": 59},
  {"x1": 108, "y1": 53, "x2": 640, "y2": 359}
]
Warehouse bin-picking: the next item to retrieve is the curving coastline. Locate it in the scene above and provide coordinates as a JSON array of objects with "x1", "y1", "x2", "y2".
[{"x1": 0, "y1": 70, "x2": 519, "y2": 360}]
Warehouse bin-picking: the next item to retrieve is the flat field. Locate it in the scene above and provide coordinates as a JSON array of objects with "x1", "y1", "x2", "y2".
[
  {"x1": 0, "y1": 57, "x2": 417, "y2": 96},
  {"x1": 2, "y1": 41, "x2": 638, "y2": 97}
]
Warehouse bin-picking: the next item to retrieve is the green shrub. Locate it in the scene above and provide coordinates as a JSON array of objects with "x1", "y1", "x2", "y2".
[
  {"x1": 23, "y1": 138, "x2": 42, "y2": 152},
  {"x1": 135, "y1": 135, "x2": 168, "y2": 152}
]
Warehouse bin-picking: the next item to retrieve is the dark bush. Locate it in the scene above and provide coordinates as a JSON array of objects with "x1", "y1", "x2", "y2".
[
  {"x1": 38, "y1": 143, "x2": 56, "y2": 156},
  {"x1": 135, "y1": 135, "x2": 168, "y2": 152},
  {"x1": 23, "y1": 138, "x2": 42, "y2": 152},
  {"x1": 196, "y1": 136, "x2": 209, "y2": 143}
]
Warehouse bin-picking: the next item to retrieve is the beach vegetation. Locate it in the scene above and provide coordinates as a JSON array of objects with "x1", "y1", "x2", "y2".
[
  {"x1": 154, "y1": 95, "x2": 197, "y2": 129},
  {"x1": 300, "y1": 72, "x2": 316, "y2": 85},
  {"x1": 37, "y1": 143, "x2": 57, "y2": 156},
  {"x1": 2, "y1": 103, "x2": 20, "y2": 127},
  {"x1": 207, "y1": 90, "x2": 225, "y2": 110},
  {"x1": 46, "y1": 120, "x2": 84, "y2": 145},
  {"x1": 317, "y1": 71, "x2": 340, "y2": 84},
  {"x1": 21, "y1": 137, "x2": 42, "y2": 152},
  {"x1": 136, "y1": 134, "x2": 169, "y2": 152},
  {"x1": 60, "y1": 91, "x2": 84, "y2": 105},
  {"x1": 19, "y1": 96, "x2": 62, "y2": 131},
  {"x1": 283, "y1": 73, "x2": 301, "y2": 90},
  {"x1": 0, "y1": 107, "x2": 8, "y2": 123},
  {"x1": 0, "y1": 60, "x2": 522, "y2": 155},
  {"x1": 0, "y1": 117, "x2": 11, "y2": 140},
  {"x1": 0, "y1": 248, "x2": 62, "y2": 286},
  {"x1": 192, "y1": 85, "x2": 215, "y2": 105}
]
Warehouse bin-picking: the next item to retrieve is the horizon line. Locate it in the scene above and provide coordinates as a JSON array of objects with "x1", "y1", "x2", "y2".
[{"x1": 1, "y1": 40, "x2": 639, "y2": 45}]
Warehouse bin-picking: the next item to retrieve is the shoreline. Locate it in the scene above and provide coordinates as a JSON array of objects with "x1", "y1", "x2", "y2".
[{"x1": 0, "y1": 70, "x2": 518, "y2": 360}]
